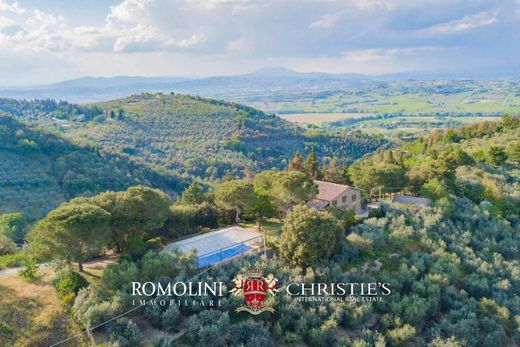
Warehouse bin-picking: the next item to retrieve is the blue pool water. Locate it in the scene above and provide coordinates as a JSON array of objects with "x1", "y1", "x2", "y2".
[{"x1": 198, "y1": 244, "x2": 252, "y2": 267}]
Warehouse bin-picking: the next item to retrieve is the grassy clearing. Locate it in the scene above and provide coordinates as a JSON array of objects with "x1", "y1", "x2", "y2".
[
  {"x1": 0, "y1": 272, "x2": 87, "y2": 347},
  {"x1": 0, "y1": 256, "x2": 119, "y2": 347}
]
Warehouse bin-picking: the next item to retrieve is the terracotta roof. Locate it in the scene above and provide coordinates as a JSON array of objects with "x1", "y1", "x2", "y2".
[{"x1": 315, "y1": 180, "x2": 361, "y2": 201}]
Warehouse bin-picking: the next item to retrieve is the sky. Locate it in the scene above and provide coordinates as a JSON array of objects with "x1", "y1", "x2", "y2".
[{"x1": 0, "y1": 0, "x2": 519, "y2": 85}]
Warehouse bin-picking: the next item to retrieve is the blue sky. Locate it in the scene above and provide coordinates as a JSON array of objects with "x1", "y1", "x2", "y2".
[{"x1": 0, "y1": 0, "x2": 519, "y2": 85}]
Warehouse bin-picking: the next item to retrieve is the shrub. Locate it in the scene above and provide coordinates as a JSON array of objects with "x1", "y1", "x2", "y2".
[
  {"x1": 164, "y1": 202, "x2": 218, "y2": 238},
  {"x1": 72, "y1": 286, "x2": 118, "y2": 329},
  {"x1": 346, "y1": 233, "x2": 373, "y2": 252},
  {"x1": 421, "y1": 178, "x2": 450, "y2": 201},
  {"x1": 72, "y1": 286, "x2": 101, "y2": 326},
  {"x1": 0, "y1": 235, "x2": 18, "y2": 256},
  {"x1": 18, "y1": 258, "x2": 38, "y2": 281},
  {"x1": 87, "y1": 301, "x2": 120, "y2": 328},
  {"x1": 326, "y1": 207, "x2": 356, "y2": 229},
  {"x1": 143, "y1": 304, "x2": 163, "y2": 328},
  {"x1": 108, "y1": 317, "x2": 141, "y2": 347},
  {"x1": 0, "y1": 250, "x2": 26, "y2": 269},
  {"x1": 139, "y1": 251, "x2": 181, "y2": 282},
  {"x1": 53, "y1": 269, "x2": 88, "y2": 300},
  {"x1": 16, "y1": 138, "x2": 39, "y2": 153},
  {"x1": 186, "y1": 310, "x2": 230, "y2": 347},
  {"x1": 61, "y1": 292, "x2": 76, "y2": 307},
  {"x1": 161, "y1": 306, "x2": 181, "y2": 331},
  {"x1": 487, "y1": 146, "x2": 507, "y2": 165},
  {"x1": 227, "y1": 321, "x2": 270, "y2": 347},
  {"x1": 125, "y1": 235, "x2": 147, "y2": 259},
  {"x1": 102, "y1": 260, "x2": 139, "y2": 292}
]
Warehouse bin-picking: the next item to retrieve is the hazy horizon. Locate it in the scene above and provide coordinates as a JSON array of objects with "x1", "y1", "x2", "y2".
[{"x1": 0, "y1": 0, "x2": 519, "y2": 85}]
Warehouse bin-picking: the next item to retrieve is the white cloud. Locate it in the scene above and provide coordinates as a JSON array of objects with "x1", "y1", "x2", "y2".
[
  {"x1": 107, "y1": 0, "x2": 151, "y2": 25},
  {"x1": 0, "y1": 0, "x2": 511, "y2": 55},
  {"x1": 0, "y1": 0, "x2": 519, "y2": 84},
  {"x1": 0, "y1": 0, "x2": 24, "y2": 14},
  {"x1": 310, "y1": 13, "x2": 342, "y2": 29},
  {"x1": 0, "y1": 15, "x2": 15, "y2": 29},
  {"x1": 426, "y1": 11, "x2": 497, "y2": 34},
  {"x1": 0, "y1": 0, "x2": 208, "y2": 53},
  {"x1": 341, "y1": 46, "x2": 452, "y2": 63}
]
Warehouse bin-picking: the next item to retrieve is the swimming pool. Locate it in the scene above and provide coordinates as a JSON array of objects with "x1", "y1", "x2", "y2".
[{"x1": 198, "y1": 244, "x2": 252, "y2": 267}]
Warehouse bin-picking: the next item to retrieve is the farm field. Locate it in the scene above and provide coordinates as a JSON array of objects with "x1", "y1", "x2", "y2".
[
  {"x1": 278, "y1": 112, "x2": 374, "y2": 126},
  {"x1": 280, "y1": 111, "x2": 504, "y2": 136},
  {"x1": 261, "y1": 80, "x2": 520, "y2": 115},
  {"x1": 267, "y1": 80, "x2": 520, "y2": 136}
]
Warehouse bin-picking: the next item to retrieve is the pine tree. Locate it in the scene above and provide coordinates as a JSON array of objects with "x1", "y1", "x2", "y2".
[
  {"x1": 179, "y1": 182, "x2": 205, "y2": 205},
  {"x1": 322, "y1": 157, "x2": 350, "y2": 184},
  {"x1": 304, "y1": 148, "x2": 321, "y2": 179},
  {"x1": 288, "y1": 151, "x2": 304, "y2": 172}
]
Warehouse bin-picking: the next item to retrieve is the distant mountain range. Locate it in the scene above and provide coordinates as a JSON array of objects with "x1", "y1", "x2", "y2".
[{"x1": 1, "y1": 66, "x2": 519, "y2": 103}]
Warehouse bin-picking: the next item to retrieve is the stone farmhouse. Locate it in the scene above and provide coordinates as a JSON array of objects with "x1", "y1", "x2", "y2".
[{"x1": 306, "y1": 180, "x2": 362, "y2": 213}]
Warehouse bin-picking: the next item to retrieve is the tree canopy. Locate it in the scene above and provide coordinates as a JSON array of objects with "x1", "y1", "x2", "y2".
[
  {"x1": 0, "y1": 212, "x2": 26, "y2": 243},
  {"x1": 89, "y1": 186, "x2": 171, "y2": 252},
  {"x1": 280, "y1": 205, "x2": 343, "y2": 267},
  {"x1": 253, "y1": 170, "x2": 318, "y2": 209},
  {"x1": 27, "y1": 202, "x2": 111, "y2": 271},
  {"x1": 214, "y1": 180, "x2": 257, "y2": 224}
]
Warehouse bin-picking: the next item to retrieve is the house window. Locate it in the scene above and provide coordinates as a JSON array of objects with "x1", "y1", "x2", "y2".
[
  {"x1": 342, "y1": 196, "x2": 347, "y2": 203},
  {"x1": 332, "y1": 199, "x2": 337, "y2": 207},
  {"x1": 352, "y1": 194, "x2": 357, "y2": 202}
]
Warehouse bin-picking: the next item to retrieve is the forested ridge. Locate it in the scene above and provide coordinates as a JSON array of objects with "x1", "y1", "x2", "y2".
[
  {"x1": 2, "y1": 93, "x2": 386, "y2": 179},
  {"x1": 86, "y1": 93, "x2": 386, "y2": 178},
  {"x1": 0, "y1": 98, "x2": 103, "y2": 121}
]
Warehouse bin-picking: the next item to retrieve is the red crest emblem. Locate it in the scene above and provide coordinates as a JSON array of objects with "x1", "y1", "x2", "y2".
[{"x1": 230, "y1": 271, "x2": 279, "y2": 315}]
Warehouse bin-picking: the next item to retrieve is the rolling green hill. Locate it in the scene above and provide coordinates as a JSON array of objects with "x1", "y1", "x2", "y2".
[
  {"x1": 15, "y1": 93, "x2": 387, "y2": 180},
  {"x1": 0, "y1": 115, "x2": 185, "y2": 220},
  {"x1": 0, "y1": 94, "x2": 386, "y2": 219}
]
